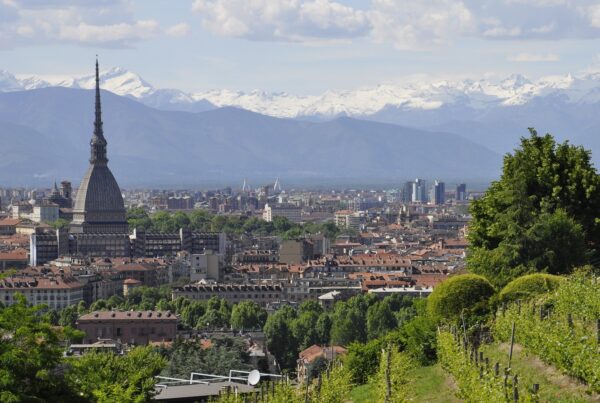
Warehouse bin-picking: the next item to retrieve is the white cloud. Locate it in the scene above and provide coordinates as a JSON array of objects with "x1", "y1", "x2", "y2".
[
  {"x1": 586, "y1": 4, "x2": 600, "y2": 28},
  {"x1": 190, "y1": 0, "x2": 600, "y2": 48},
  {"x1": 57, "y1": 20, "x2": 159, "y2": 44},
  {"x1": 191, "y1": 0, "x2": 370, "y2": 41},
  {"x1": 0, "y1": 0, "x2": 173, "y2": 48},
  {"x1": 504, "y1": 0, "x2": 567, "y2": 6},
  {"x1": 508, "y1": 52, "x2": 559, "y2": 62},
  {"x1": 166, "y1": 22, "x2": 191, "y2": 37},
  {"x1": 368, "y1": 0, "x2": 474, "y2": 49}
]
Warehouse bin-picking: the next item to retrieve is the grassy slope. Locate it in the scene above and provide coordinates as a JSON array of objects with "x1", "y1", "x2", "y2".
[
  {"x1": 479, "y1": 342, "x2": 598, "y2": 402},
  {"x1": 349, "y1": 383, "x2": 377, "y2": 403},
  {"x1": 349, "y1": 364, "x2": 460, "y2": 402},
  {"x1": 410, "y1": 364, "x2": 461, "y2": 402}
]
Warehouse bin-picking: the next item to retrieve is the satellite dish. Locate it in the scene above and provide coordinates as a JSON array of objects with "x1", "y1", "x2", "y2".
[{"x1": 247, "y1": 370, "x2": 261, "y2": 386}]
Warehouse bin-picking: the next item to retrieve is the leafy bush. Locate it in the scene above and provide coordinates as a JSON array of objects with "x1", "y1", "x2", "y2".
[
  {"x1": 427, "y1": 274, "x2": 495, "y2": 323},
  {"x1": 372, "y1": 347, "x2": 414, "y2": 403},
  {"x1": 344, "y1": 339, "x2": 382, "y2": 384},
  {"x1": 494, "y1": 271, "x2": 600, "y2": 392},
  {"x1": 437, "y1": 331, "x2": 534, "y2": 402},
  {"x1": 498, "y1": 273, "x2": 563, "y2": 303}
]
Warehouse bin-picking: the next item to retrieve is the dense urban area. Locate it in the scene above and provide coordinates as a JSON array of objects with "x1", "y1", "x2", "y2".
[{"x1": 1, "y1": 66, "x2": 599, "y2": 403}]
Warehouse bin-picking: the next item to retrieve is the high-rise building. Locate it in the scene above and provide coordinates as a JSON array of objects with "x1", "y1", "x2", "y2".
[
  {"x1": 400, "y1": 181, "x2": 413, "y2": 203},
  {"x1": 432, "y1": 180, "x2": 445, "y2": 205},
  {"x1": 412, "y1": 178, "x2": 427, "y2": 203},
  {"x1": 455, "y1": 183, "x2": 467, "y2": 201}
]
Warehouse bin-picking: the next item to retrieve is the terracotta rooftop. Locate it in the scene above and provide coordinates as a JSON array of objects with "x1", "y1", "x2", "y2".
[
  {"x1": 0, "y1": 248, "x2": 28, "y2": 261},
  {"x1": 299, "y1": 344, "x2": 347, "y2": 364},
  {"x1": 0, "y1": 274, "x2": 83, "y2": 289},
  {"x1": 0, "y1": 219, "x2": 21, "y2": 226}
]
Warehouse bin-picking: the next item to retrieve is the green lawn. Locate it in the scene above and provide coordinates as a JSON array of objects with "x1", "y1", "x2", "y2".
[
  {"x1": 349, "y1": 364, "x2": 460, "y2": 402},
  {"x1": 410, "y1": 364, "x2": 461, "y2": 402},
  {"x1": 479, "y1": 342, "x2": 598, "y2": 402},
  {"x1": 349, "y1": 383, "x2": 377, "y2": 403}
]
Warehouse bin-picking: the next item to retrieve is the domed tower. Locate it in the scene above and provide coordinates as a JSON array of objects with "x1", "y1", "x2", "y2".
[{"x1": 70, "y1": 59, "x2": 128, "y2": 235}]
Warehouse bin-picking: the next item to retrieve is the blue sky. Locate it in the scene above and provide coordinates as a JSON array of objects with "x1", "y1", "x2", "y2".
[{"x1": 2, "y1": 0, "x2": 600, "y2": 94}]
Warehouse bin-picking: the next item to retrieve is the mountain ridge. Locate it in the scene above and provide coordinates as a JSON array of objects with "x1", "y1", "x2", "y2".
[
  {"x1": 0, "y1": 87, "x2": 501, "y2": 186},
  {"x1": 4, "y1": 67, "x2": 600, "y2": 156}
]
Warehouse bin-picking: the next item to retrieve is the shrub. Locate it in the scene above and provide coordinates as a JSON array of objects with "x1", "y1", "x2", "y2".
[
  {"x1": 427, "y1": 274, "x2": 495, "y2": 323},
  {"x1": 498, "y1": 273, "x2": 563, "y2": 303}
]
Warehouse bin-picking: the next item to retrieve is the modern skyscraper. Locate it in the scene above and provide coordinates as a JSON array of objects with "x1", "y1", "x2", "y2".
[
  {"x1": 455, "y1": 183, "x2": 467, "y2": 201},
  {"x1": 400, "y1": 181, "x2": 413, "y2": 203},
  {"x1": 70, "y1": 59, "x2": 128, "y2": 235},
  {"x1": 432, "y1": 180, "x2": 445, "y2": 205},
  {"x1": 412, "y1": 178, "x2": 427, "y2": 203}
]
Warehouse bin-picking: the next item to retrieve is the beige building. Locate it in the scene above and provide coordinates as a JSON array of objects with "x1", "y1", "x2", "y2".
[
  {"x1": 334, "y1": 210, "x2": 362, "y2": 230},
  {"x1": 0, "y1": 274, "x2": 84, "y2": 309},
  {"x1": 11, "y1": 201, "x2": 59, "y2": 224},
  {"x1": 190, "y1": 251, "x2": 222, "y2": 282},
  {"x1": 263, "y1": 203, "x2": 302, "y2": 223}
]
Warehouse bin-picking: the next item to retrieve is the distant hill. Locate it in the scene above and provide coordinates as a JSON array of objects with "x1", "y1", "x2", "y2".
[
  {"x1": 0, "y1": 87, "x2": 501, "y2": 186},
  {"x1": 5, "y1": 68, "x2": 600, "y2": 161}
]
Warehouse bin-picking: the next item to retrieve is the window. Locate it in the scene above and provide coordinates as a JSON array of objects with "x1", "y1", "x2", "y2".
[{"x1": 116, "y1": 328, "x2": 121, "y2": 336}]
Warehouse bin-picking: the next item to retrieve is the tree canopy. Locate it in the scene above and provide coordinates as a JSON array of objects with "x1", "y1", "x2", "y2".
[
  {"x1": 468, "y1": 129, "x2": 600, "y2": 286},
  {"x1": 127, "y1": 208, "x2": 343, "y2": 240}
]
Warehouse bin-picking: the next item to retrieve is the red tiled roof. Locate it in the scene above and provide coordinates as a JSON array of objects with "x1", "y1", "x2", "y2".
[
  {"x1": 0, "y1": 248, "x2": 27, "y2": 261},
  {"x1": 0, "y1": 219, "x2": 21, "y2": 226}
]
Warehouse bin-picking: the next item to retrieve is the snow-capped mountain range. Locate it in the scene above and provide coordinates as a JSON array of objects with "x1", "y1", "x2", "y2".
[{"x1": 3, "y1": 67, "x2": 600, "y2": 119}]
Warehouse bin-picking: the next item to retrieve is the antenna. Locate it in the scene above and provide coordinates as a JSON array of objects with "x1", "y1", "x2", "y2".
[{"x1": 247, "y1": 370, "x2": 261, "y2": 386}]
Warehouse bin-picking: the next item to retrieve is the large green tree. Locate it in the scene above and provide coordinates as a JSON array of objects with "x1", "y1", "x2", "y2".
[
  {"x1": 230, "y1": 301, "x2": 267, "y2": 330},
  {"x1": 65, "y1": 346, "x2": 166, "y2": 402},
  {"x1": 468, "y1": 129, "x2": 600, "y2": 286},
  {"x1": 366, "y1": 300, "x2": 397, "y2": 339},
  {"x1": 263, "y1": 305, "x2": 298, "y2": 369},
  {"x1": 0, "y1": 294, "x2": 81, "y2": 402}
]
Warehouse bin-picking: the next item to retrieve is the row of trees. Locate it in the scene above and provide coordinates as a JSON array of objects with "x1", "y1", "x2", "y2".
[
  {"x1": 126, "y1": 208, "x2": 347, "y2": 239},
  {"x1": 264, "y1": 295, "x2": 417, "y2": 369}
]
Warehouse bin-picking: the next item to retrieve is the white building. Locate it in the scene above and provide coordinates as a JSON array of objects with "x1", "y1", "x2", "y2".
[
  {"x1": 0, "y1": 275, "x2": 84, "y2": 310},
  {"x1": 263, "y1": 203, "x2": 302, "y2": 224},
  {"x1": 334, "y1": 210, "x2": 362, "y2": 230},
  {"x1": 190, "y1": 250, "x2": 222, "y2": 282},
  {"x1": 32, "y1": 203, "x2": 59, "y2": 223},
  {"x1": 11, "y1": 201, "x2": 59, "y2": 224}
]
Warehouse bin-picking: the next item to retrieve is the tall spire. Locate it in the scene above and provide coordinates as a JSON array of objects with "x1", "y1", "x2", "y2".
[{"x1": 90, "y1": 56, "x2": 108, "y2": 165}]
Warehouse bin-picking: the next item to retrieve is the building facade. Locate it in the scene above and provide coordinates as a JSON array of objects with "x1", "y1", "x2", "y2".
[
  {"x1": 77, "y1": 310, "x2": 177, "y2": 345},
  {"x1": 263, "y1": 203, "x2": 302, "y2": 223},
  {"x1": 0, "y1": 275, "x2": 84, "y2": 309}
]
